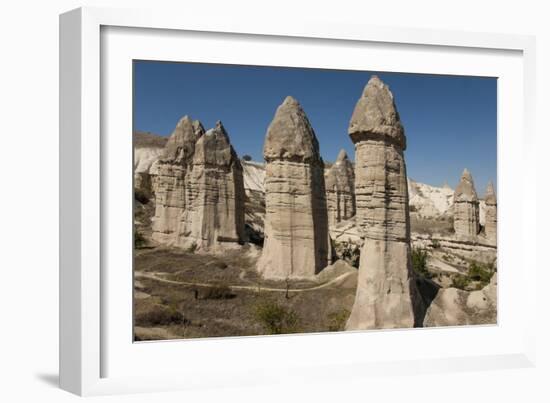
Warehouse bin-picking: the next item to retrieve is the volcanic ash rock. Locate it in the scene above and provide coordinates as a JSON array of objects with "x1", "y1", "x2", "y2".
[
  {"x1": 424, "y1": 273, "x2": 497, "y2": 326},
  {"x1": 325, "y1": 149, "x2": 356, "y2": 226},
  {"x1": 346, "y1": 76, "x2": 421, "y2": 330},
  {"x1": 483, "y1": 182, "x2": 497, "y2": 245},
  {"x1": 151, "y1": 118, "x2": 245, "y2": 250},
  {"x1": 182, "y1": 121, "x2": 246, "y2": 250},
  {"x1": 453, "y1": 169, "x2": 480, "y2": 239},
  {"x1": 151, "y1": 116, "x2": 204, "y2": 245},
  {"x1": 134, "y1": 131, "x2": 168, "y2": 198},
  {"x1": 257, "y1": 96, "x2": 332, "y2": 279}
]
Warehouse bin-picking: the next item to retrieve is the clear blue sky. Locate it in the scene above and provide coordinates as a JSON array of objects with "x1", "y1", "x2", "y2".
[{"x1": 134, "y1": 61, "x2": 496, "y2": 191}]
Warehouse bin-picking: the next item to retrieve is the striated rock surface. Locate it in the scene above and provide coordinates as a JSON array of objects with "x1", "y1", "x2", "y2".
[
  {"x1": 325, "y1": 149, "x2": 356, "y2": 226},
  {"x1": 151, "y1": 118, "x2": 245, "y2": 250},
  {"x1": 134, "y1": 131, "x2": 168, "y2": 197},
  {"x1": 257, "y1": 96, "x2": 332, "y2": 279},
  {"x1": 182, "y1": 121, "x2": 246, "y2": 249},
  {"x1": 453, "y1": 169, "x2": 480, "y2": 238},
  {"x1": 346, "y1": 76, "x2": 421, "y2": 330},
  {"x1": 484, "y1": 182, "x2": 497, "y2": 245},
  {"x1": 424, "y1": 273, "x2": 497, "y2": 326},
  {"x1": 151, "y1": 116, "x2": 204, "y2": 245}
]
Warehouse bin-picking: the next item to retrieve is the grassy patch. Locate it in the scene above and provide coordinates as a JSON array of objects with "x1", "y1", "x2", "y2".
[
  {"x1": 253, "y1": 299, "x2": 299, "y2": 335},
  {"x1": 202, "y1": 283, "x2": 235, "y2": 300},
  {"x1": 135, "y1": 304, "x2": 185, "y2": 327},
  {"x1": 450, "y1": 261, "x2": 495, "y2": 290},
  {"x1": 327, "y1": 309, "x2": 350, "y2": 331}
]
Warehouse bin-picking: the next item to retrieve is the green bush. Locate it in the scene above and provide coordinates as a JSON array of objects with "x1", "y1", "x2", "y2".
[
  {"x1": 411, "y1": 248, "x2": 432, "y2": 279},
  {"x1": 451, "y1": 261, "x2": 495, "y2": 290},
  {"x1": 254, "y1": 300, "x2": 299, "y2": 334},
  {"x1": 134, "y1": 231, "x2": 146, "y2": 249},
  {"x1": 202, "y1": 284, "x2": 234, "y2": 300},
  {"x1": 135, "y1": 305, "x2": 184, "y2": 326},
  {"x1": 451, "y1": 274, "x2": 470, "y2": 290},
  {"x1": 431, "y1": 239, "x2": 441, "y2": 249},
  {"x1": 327, "y1": 309, "x2": 350, "y2": 331},
  {"x1": 467, "y1": 262, "x2": 494, "y2": 284}
]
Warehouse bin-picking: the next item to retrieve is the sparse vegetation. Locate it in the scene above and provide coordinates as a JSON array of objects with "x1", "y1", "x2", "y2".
[
  {"x1": 327, "y1": 309, "x2": 350, "y2": 331},
  {"x1": 242, "y1": 154, "x2": 252, "y2": 161},
  {"x1": 135, "y1": 304, "x2": 185, "y2": 326},
  {"x1": 431, "y1": 239, "x2": 441, "y2": 249},
  {"x1": 134, "y1": 231, "x2": 147, "y2": 249},
  {"x1": 334, "y1": 241, "x2": 361, "y2": 268},
  {"x1": 450, "y1": 261, "x2": 495, "y2": 290},
  {"x1": 467, "y1": 261, "x2": 494, "y2": 284},
  {"x1": 411, "y1": 248, "x2": 432, "y2": 279},
  {"x1": 202, "y1": 283, "x2": 234, "y2": 300},
  {"x1": 253, "y1": 299, "x2": 299, "y2": 334},
  {"x1": 450, "y1": 274, "x2": 470, "y2": 290}
]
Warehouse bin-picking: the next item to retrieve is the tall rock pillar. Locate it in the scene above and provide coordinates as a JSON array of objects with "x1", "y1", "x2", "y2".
[
  {"x1": 257, "y1": 96, "x2": 332, "y2": 279},
  {"x1": 325, "y1": 149, "x2": 356, "y2": 226},
  {"x1": 183, "y1": 121, "x2": 246, "y2": 250},
  {"x1": 151, "y1": 116, "x2": 204, "y2": 245},
  {"x1": 453, "y1": 169, "x2": 480, "y2": 238},
  {"x1": 346, "y1": 76, "x2": 419, "y2": 330},
  {"x1": 483, "y1": 182, "x2": 497, "y2": 245}
]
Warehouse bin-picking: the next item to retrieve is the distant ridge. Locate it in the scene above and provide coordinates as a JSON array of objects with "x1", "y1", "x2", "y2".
[{"x1": 134, "y1": 130, "x2": 168, "y2": 149}]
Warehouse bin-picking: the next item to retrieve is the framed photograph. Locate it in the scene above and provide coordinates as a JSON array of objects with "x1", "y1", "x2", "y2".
[{"x1": 60, "y1": 6, "x2": 537, "y2": 396}]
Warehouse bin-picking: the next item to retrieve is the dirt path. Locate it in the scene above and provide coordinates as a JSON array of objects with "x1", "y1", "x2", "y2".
[{"x1": 136, "y1": 270, "x2": 355, "y2": 293}]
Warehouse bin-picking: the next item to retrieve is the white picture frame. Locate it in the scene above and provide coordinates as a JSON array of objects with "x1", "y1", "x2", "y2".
[{"x1": 59, "y1": 6, "x2": 537, "y2": 396}]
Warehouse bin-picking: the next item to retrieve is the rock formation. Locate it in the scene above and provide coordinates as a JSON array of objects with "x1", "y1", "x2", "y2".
[
  {"x1": 484, "y1": 182, "x2": 497, "y2": 245},
  {"x1": 346, "y1": 76, "x2": 420, "y2": 330},
  {"x1": 453, "y1": 169, "x2": 480, "y2": 238},
  {"x1": 134, "y1": 131, "x2": 168, "y2": 198},
  {"x1": 424, "y1": 273, "x2": 497, "y2": 326},
  {"x1": 325, "y1": 149, "x2": 356, "y2": 226},
  {"x1": 151, "y1": 116, "x2": 204, "y2": 245},
  {"x1": 151, "y1": 117, "x2": 245, "y2": 250},
  {"x1": 257, "y1": 96, "x2": 332, "y2": 279},
  {"x1": 183, "y1": 121, "x2": 246, "y2": 249}
]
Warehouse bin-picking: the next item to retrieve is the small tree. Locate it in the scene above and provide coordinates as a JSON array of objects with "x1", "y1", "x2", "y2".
[{"x1": 242, "y1": 154, "x2": 252, "y2": 161}]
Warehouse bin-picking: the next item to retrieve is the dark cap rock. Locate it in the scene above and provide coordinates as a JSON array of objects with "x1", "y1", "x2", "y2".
[
  {"x1": 348, "y1": 75, "x2": 405, "y2": 149},
  {"x1": 263, "y1": 96, "x2": 321, "y2": 163}
]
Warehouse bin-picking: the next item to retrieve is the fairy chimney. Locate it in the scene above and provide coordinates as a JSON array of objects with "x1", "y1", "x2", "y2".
[
  {"x1": 346, "y1": 76, "x2": 421, "y2": 330},
  {"x1": 257, "y1": 96, "x2": 332, "y2": 279}
]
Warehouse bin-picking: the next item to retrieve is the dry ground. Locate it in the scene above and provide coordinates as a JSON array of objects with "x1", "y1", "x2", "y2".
[{"x1": 134, "y1": 246, "x2": 357, "y2": 341}]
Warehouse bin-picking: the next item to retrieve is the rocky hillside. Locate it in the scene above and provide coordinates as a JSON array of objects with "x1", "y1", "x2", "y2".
[
  {"x1": 133, "y1": 133, "x2": 486, "y2": 224},
  {"x1": 408, "y1": 179, "x2": 453, "y2": 217},
  {"x1": 134, "y1": 131, "x2": 168, "y2": 174}
]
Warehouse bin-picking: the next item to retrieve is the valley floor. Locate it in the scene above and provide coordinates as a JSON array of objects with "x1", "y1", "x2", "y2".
[{"x1": 134, "y1": 246, "x2": 357, "y2": 341}]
